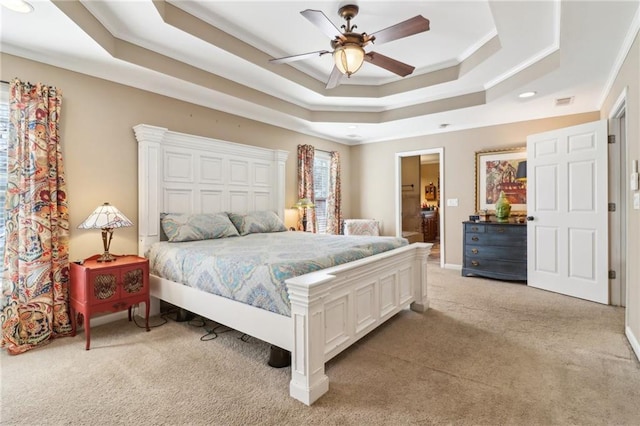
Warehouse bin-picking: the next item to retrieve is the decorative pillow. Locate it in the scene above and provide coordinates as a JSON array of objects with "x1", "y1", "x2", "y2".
[
  {"x1": 160, "y1": 212, "x2": 239, "y2": 242},
  {"x1": 343, "y1": 219, "x2": 381, "y2": 236},
  {"x1": 227, "y1": 210, "x2": 287, "y2": 236}
]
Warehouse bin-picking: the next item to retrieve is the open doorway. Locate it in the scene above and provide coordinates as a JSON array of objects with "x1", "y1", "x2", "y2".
[{"x1": 395, "y1": 148, "x2": 444, "y2": 267}]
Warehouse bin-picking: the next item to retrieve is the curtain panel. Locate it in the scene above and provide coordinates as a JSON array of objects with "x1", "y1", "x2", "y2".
[
  {"x1": 1, "y1": 79, "x2": 72, "y2": 355},
  {"x1": 297, "y1": 144, "x2": 316, "y2": 232}
]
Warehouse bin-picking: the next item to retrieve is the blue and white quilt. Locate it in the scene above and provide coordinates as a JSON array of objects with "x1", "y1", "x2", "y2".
[{"x1": 146, "y1": 232, "x2": 408, "y2": 316}]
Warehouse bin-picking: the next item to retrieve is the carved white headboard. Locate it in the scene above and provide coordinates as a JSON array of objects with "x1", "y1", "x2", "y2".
[{"x1": 133, "y1": 124, "x2": 289, "y2": 256}]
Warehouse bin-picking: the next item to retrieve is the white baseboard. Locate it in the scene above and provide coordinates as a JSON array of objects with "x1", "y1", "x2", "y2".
[
  {"x1": 626, "y1": 325, "x2": 640, "y2": 362},
  {"x1": 444, "y1": 263, "x2": 462, "y2": 270}
]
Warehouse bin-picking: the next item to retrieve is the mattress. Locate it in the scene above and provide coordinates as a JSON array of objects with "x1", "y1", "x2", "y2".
[{"x1": 146, "y1": 231, "x2": 408, "y2": 316}]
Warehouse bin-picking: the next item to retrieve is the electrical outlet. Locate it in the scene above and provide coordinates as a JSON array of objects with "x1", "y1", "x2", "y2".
[
  {"x1": 634, "y1": 192, "x2": 640, "y2": 210},
  {"x1": 447, "y1": 198, "x2": 459, "y2": 207}
]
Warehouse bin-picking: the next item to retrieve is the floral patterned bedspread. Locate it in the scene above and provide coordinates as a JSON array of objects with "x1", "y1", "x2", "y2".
[{"x1": 146, "y1": 232, "x2": 408, "y2": 316}]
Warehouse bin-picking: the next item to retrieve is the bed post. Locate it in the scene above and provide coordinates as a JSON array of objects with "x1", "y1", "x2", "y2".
[
  {"x1": 286, "y1": 274, "x2": 334, "y2": 405},
  {"x1": 133, "y1": 124, "x2": 166, "y2": 257},
  {"x1": 410, "y1": 243, "x2": 431, "y2": 312},
  {"x1": 274, "y1": 150, "x2": 288, "y2": 220}
]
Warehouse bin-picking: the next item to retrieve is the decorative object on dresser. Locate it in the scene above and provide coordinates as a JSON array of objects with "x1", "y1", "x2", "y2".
[
  {"x1": 462, "y1": 221, "x2": 527, "y2": 282},
  {"x1": 77, "y1": 202, "x2": 134, "y2": 262},
  {"x1": 494, "y1": 190, "x2": 512, "y2": 222},
  {"x1": 475, "y1": 147, "x2": 527, "y2": 214},
  {"x1": 69, "y1": 255, "x2": 150, "y2": 350}
]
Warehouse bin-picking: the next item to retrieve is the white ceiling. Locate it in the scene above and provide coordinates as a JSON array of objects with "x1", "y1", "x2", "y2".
[{"x1": 1, "y1": 0, "x2": 639, "y2": 145}]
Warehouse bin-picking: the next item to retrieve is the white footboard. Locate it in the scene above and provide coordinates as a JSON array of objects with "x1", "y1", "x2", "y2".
[{"x1": 286, "y1": 242, "x2": 431, "y2": 405}]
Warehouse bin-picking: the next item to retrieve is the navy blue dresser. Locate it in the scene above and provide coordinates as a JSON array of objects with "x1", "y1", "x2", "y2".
[{"x1": 462, "y1": 221, "x2": 527, "y2": 282}]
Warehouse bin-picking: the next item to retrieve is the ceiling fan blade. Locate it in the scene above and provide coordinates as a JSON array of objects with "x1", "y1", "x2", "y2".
[
  {"x1": 364, "y1": 52, "x2": 415, "y2": 77},
  {"x1": 269, "y1": 50, "x2": 331, "y2": 65},
  {"x1": 325, "y1": 66, "x2": 343, "y2": 89},
  {"x1": 369, "y1": 15, "x2": 430, "y2": 45},
  {"x1": 301, "y1": 9, "x2": 344, "y2": 40}
]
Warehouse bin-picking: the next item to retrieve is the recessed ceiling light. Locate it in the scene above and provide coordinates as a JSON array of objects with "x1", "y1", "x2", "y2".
[
  {"x1": 347, "y1": 125, "x2": 358, "y2": 129},
  {"x1": 518, "y1": 91, "x2": 537, "y2": 98},
  {"x1": 0, "y1": 0, "x2": 33, "y2": 13}
]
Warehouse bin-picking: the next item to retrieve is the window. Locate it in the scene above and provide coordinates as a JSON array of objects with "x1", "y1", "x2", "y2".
[
  {"x1": 313, "y1": 150, "x2": 331, "y2": 234},
  {"x1": 0, "y1": 84, "x2": 8, "y2": 260}
]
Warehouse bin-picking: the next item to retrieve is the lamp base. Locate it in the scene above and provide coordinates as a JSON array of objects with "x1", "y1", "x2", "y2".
[
  {"x1": 98, "y1": 228, "x2": 116, "y2": 262},
  {"x1": 97, "y1": 252, "x2": 116, "y2": 262}
]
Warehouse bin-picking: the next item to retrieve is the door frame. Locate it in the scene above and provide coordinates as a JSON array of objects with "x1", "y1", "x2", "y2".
[
  {"x1": 395, "y1": 147, "x2": 445, "y2": 268},
  {"x1": 609, "y1": 88, "x2": 628, "y2": 308}
]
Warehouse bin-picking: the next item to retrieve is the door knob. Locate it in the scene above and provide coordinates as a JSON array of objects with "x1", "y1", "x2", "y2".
[{"x1": 526, "y1": 216, "x2": 535, "y2": 221}]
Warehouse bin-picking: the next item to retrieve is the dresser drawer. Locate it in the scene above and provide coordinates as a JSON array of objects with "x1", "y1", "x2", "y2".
[
  {"x1": 486, "y1": 224, "x2": 524, "y2": 235},
  {"x1": 464, "y1": 223, "x2": 486, "y2": 233},
  {"x1": 464, "y1": 258, "x2": 527, "y2": 277},
  {"x1": 465, "y1": 244, "x2": 527, "y2": 260},
  {"x1": 465, "y1": 232, "x2": 526, "y2": 247}
]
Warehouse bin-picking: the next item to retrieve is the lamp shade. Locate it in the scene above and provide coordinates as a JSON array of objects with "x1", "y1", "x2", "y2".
[
  {"x1": 516, "y1": 161, "x2": 527, "y2": 181},
  {"x1": 333, "y1": 44, "x2": 365, "y2": 76},
  {"x1": 292, "y1": 198, "x2": 315, "y2": 209},
  {"x1": 78, "y1": 202, "x2": 133, "y2": 230}
]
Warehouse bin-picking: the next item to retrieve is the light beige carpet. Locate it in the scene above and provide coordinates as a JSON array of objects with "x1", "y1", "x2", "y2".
[{"x1": 2, "y1": 266, "x2": 639, "y2": 425}]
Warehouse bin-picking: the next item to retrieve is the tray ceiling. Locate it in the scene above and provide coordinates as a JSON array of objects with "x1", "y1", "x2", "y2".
[{"x1": 1, "y1": 0, "x2": 638, "y2": 144}]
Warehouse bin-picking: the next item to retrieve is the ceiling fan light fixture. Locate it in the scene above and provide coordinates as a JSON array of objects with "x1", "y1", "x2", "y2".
[
  {"x1": 334, "y1": 44, "x2": 365, "y2": 77},
  {"x1": 0, "y1": 0, "x2": 33, "y2": 13}
]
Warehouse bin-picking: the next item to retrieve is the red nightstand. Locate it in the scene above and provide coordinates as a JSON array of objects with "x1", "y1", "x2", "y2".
[{"x1": 69, "y1": 254, "x2": 150, "y2": 350}]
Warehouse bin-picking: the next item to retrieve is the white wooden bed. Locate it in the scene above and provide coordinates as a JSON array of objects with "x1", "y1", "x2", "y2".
[{"x1": 133, "y1": 124, "x2": 431, "y2": 405}]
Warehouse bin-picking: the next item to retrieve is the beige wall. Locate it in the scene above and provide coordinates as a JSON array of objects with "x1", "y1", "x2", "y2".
[
  {"x1": 1, "y1": 53, "x2": 351, "y2": 260},
  {"x1": 351, "y1": 112, "x2": 599, "y2": 265},
  {"x1": 600, "y1": 33, "x2": 639, "y2": 352}
]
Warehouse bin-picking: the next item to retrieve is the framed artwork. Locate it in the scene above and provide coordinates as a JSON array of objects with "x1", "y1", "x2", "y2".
[
  {"x1": 425, "y1": 183, "x2": 437, "y2": 200},
  {"x1": 475, "y1": 147, "x2": 527, "y2": 213}
]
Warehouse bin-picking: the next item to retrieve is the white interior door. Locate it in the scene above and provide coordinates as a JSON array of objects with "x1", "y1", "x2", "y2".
[{"x1": 527, "y1": 120, "x2": 608, "y2": 304}]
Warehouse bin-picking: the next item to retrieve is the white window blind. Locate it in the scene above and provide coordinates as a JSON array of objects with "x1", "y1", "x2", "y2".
[{"x1": 313, "y1": 151, "x2": 331, "y2": 234}]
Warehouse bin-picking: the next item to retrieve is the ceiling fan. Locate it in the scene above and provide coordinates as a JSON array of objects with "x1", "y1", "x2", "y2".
[{"x1": 269, "y1": 4, "x2": 430, "y2": 89}]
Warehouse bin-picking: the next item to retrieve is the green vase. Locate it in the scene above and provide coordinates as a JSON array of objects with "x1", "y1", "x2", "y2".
[{"x1": 495, "y1": 190, "x2": 511, "y2": 222}]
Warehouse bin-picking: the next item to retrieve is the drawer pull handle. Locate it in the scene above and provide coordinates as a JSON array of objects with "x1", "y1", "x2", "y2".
[
  {"x1": 497, "y1": 228, "x2": 505, "y2": 233},
  {"x1": 471, "y1": 236, "x2": 479, "y2": 241},
  {"x1": 471, "y1": 227, "x2": 479, "y2": 231},
  {"x1": 471, "y1": 260, "x2": 480, "y2": 266},
  {"x1": 471, "y1": 248, "x2": 478, "y2": 254}
]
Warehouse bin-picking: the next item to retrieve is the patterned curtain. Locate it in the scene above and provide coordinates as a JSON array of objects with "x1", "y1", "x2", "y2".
[
  {"x1": 1, "y1": 79, "x2": 72, "y2": 355},
  {"x1": 297, "y1": 144, "x2": 316, "y2": 232},
  {"x1": 325, "y1": 151, "x2": 342, "y2": 235}
]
